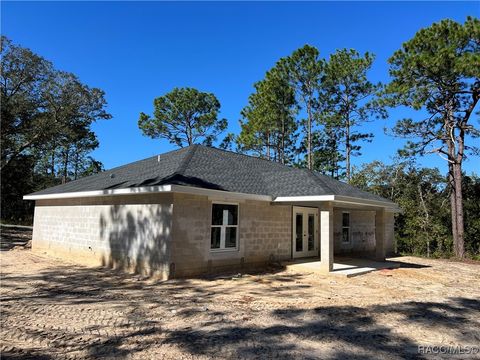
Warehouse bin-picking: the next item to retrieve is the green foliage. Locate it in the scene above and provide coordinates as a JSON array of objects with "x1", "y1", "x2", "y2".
[
  {"x1": 0, "y1": 36, "x2": 110, "y2": 223},
  {"x1": 218, "y1": 132, "x2": 237, "y2": 151},
  {"x1": 322, "y1": 49, "x2": 386, "y2": 181},
  {"x1": 1, "y1": 36, "x2": 53, "y2": 170},
  {"x1": 310, "y1": 128, "x2": 345, "y2": 179},
  {"x1": 138, "y1": 87, "x2": 227, "y2": 147},
  {"x1": 239, "y1": 45, "x2": 384, "y2": 178},
  {"x1": 385, "y1": 17, "x2": 479, "y2": 157},
  {"x1": 277, "y1": 45, "x2": 324, "y2": 169},
  {"x1": 351, "y1": 160, "x2": 479, "y2": 259},
  {"x1": 384, "y1": 16, "x2": 480, "y2": 258},
  {"x1": 463, "y1": 174, "x2": 480, "y2": 255},
  {"x1": 238, "y1": 66, "x2": 298, "y2": 163}
]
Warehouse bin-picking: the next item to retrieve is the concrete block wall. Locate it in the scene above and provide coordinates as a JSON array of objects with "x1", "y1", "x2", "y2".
[
  {"x1": 333, "y1": 209, "x2": 376, "y2": 254},
  {"x1": 32, "y1": 193, "x2": 173, "y2": 278},
  {"x1": 385, "y1": 211, "x2": 395, "y2": 256},
  {"x1": 332, "y1": 209, "x2": 395, "y2": 256},
  {"x1": 241, "y1": 201, "x2": 291, "y2": 263},
  {"x1": 171, "y1": 193, "x2": 291, "y2": 277},
  {"x1": 31, "y1": 190, "x2": 396, "y2": 278}
]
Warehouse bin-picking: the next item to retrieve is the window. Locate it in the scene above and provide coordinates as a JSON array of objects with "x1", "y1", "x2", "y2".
[
  {"x1": 342, "y1": 212, "x2": 350, "y2": 243},
  {"x1": 211, "y1": 203, "x2": 238, "y2": 250}
]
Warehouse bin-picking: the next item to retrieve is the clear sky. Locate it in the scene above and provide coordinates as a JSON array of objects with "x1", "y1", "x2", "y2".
[{"x1": 2, "y1": 1, "x2": 479, "y2": 174}]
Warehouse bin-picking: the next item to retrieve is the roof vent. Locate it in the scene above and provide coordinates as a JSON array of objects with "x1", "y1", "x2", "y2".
[
  {"x1": 110, "y1": 173, "x2": 115, "y2": 179},
  {"x1": 157, "y1": 155, "x2": 161, "y2": 162}
]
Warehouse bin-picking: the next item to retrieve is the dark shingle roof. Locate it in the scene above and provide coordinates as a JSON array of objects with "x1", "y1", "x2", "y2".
[{"x1": 26, "y1": 145, "x2": 395, "y2": 204}]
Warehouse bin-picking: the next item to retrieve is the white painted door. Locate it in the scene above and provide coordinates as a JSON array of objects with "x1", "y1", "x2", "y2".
[{"x1": 292, "y1": 206, "x2": 319, "y2": 258}]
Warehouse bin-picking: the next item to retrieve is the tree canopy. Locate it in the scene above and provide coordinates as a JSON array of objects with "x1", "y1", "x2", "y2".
[
  {"x1": 138, "y1": 87, "x2": 227, "y2": 147},
  {"x1": 1, "y1": 36, "x2": 110, "y2": 222},
  {"x1": 238, "y1": 66, "x2": 298, "y2": 163},
  {"x1": 384, "y1": 16, "x2": 480, "y2": 258},
  {"x1": 322, "y1": 49, "x2": 385, "y2": 182},
  {"x1": 278, "y1": 45, "x2": 324, "y2": 169}
]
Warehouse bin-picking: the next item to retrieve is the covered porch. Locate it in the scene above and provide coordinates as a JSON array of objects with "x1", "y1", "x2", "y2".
[{"x1": 274, "y1": 195, "x2": 400, "y2": 275}]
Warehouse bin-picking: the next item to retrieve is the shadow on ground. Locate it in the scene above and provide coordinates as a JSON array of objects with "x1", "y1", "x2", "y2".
[
  {"x1": 1, "y1": 258, "x2": 479, "y2": 360},
  {"x1": 0, "y1": 226, "x2": 32, "y2": 251}
]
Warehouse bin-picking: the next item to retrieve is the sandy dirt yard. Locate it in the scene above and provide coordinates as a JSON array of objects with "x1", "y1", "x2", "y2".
[{"x1": 0, "y1": 230, "x2": 479, "y2": 359}]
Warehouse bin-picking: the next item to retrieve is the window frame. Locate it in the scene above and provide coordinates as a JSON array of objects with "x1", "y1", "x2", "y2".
[
  {"x1": 210, "y1": 201, "x2": 239, "y2": 252},
  {"x1": 341, "y1": 211, "x2": 351, "y2": 244}
]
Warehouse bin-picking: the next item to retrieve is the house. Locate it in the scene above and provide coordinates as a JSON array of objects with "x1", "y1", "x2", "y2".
[{"x1": 24, "y1": 145, "x2": 399, "y2": 279}]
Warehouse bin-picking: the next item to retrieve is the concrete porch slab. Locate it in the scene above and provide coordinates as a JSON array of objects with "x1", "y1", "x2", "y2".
[{"x1": 282, "y1": 257, "x2": 400, "y2": 277}]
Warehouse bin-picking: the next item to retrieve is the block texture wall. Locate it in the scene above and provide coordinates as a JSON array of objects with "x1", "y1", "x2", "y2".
[
  {"x1": 385, "y1": 211, "x2": 395, "y2": 256},
  {"x1": 32, "y1": 193, "x2": 173, "y2": 278},
  {"x1": 333, "y1": 209, "x2": 376, "y2": 254},
  {"x1": 332, "y1": 209, "x2": 395, "y2": 256},
  {"x1": 32, "y1": 191, "x2": 396, "y2": 279},
  {"x1": 171, "y1": 193, "x2": 291, "y2": 277}
]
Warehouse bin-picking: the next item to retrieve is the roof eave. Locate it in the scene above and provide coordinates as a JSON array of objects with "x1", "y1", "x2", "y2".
[
  {"x1": 273, "y1": 195, "x2": 400, "y2": 212},
  {"x1": 24, "y1": 186, "x2": 400, "y2": 212},
  {"x1": 23, "y1": 184, "x2": 273, "y2": 202}
]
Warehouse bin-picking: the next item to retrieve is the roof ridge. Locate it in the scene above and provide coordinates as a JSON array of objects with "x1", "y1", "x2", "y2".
[
  {"x1": 304, "y1": 169, "x2": 336, "y2": 194},
  {"x1": 174, "y1": 144, "x2": 199, "y2": 175},
  {"x1": 201, "y1": 145, "x2": 291, "y2": 169},
  {"x1": 104, "y1": 146, "x2": 189, "y2": 175}
]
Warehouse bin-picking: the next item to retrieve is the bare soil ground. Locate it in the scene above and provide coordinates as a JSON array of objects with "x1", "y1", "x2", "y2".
[{"x1": 0, "y1": 232, "x2": 479, "y2": 359}]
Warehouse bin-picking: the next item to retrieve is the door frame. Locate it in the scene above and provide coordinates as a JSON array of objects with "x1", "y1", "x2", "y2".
[{"x1": 292, "y1": 206, "x2": 319, "y2": 259}]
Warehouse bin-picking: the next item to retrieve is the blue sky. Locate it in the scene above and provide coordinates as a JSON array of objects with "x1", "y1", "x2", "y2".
[{"x1": 2, "y1": 1, "x2": 479, "y2": 174}]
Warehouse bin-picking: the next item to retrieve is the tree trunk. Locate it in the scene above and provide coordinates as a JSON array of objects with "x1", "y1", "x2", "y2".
[
  {"x1": 281, "y1": 115, "x2": 286, "y2": 164},
  {"x1": 345, "y1": 116, "x2": 351, "y2": 182},
  {"x1": 62, "y1": 148, "x2": 69, "y2": 184},
  {"x1": 452, "y1": 161, "x2": 465, "y2": 258},
  {"x1": 186, "y1": 117, "x2": 193, "y2": 146},
  {"x1": 307, "y1": 101, "x2": 312, "y2": 170},
  {"x1": 446, "y1": 99, "x2": 465, "y2": 259},
  {"x1": 74, "y1": 147, "x2": 79, "y2": 180},
  {"x1": 448, "y1": 162, "x2": 458, "y2": 255},
  {"x1": 50, "y1": 150, "x2": 55, "y2": 176}
]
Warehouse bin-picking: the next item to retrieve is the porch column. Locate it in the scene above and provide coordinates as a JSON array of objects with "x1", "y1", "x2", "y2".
[
  {"x1": 319, "y1": 203, "x2": 334, "y2": 273},
  {"x1": 375, "y1": 209, "x2": 386, "y2": 261}
]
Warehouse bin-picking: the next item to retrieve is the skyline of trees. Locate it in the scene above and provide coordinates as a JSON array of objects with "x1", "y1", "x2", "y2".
[{"x1": 1, "y1": 17, "x2": 479, "y2": 259}]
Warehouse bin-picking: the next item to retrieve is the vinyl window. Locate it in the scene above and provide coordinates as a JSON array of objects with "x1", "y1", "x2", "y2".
[
  {"x1": 211, "y1": 203, "x2": 238, "y2": 251},
  {"x1": 342, "y1": 212, "x2": 351, "y2": 244}
]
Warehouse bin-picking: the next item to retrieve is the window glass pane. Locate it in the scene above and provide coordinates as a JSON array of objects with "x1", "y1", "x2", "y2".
[
  {"x1": 296, "y1": 213, "x2": 303, "y2": 252},
  {"x1": 212, "y1": 205, "x2": 223, "y2": 225},
  {"x1": 224, "y1": 205, "x2": 238, "y2": 225},
  {"x1": 308, "y1": 214, "x2": 315, "y2": 251},
  {"x1": 342, "y1": 213, "x2": 350, "y2": 227},
  {"x1": 225, "y1": 227, "x2": 237, "y2": 248},
  {"x1": 342, "y1": 227, "x2": 350, "y2": 243},
  {"x1": 211, "y1": 227, "x2": 221, "y2": 248},
  {"x1": 212, "y1": 204, "x2": 238, "y2": 225}
]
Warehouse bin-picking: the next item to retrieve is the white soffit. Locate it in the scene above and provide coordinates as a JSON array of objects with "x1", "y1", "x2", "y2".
[{"x1": 23, "y1": 184, "x2": 272, "y2": 202}]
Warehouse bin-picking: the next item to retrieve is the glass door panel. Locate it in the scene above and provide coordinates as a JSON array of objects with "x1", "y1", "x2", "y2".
[
  {"x1": 293, "y1": 207, "x2": 318, "y2": 259},
  {"x1": 308, "y1": 214, "x2": 315, "y2": 251},
  {"x1": 295, "y1": 213, "x2": 303, "y2": 252}
]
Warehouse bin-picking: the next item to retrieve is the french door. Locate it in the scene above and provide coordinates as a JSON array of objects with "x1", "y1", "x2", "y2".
[{"x1": 292, "y1": 206, "x2": 319, "y2": 259}]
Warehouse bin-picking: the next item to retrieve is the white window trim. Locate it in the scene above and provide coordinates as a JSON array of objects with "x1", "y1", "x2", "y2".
[
  {"x1": 342, "y1": 211, "x2": 351, "y2": 244},
  {"x1": 210, "y1": 201, "x2": 239, "y2": 252}
]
